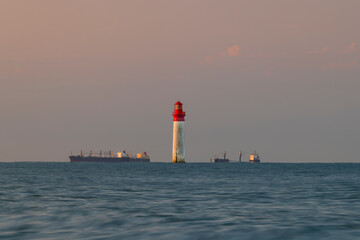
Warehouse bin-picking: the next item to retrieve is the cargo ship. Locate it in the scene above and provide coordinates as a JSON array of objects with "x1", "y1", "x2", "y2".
[
  {"x1": 249, "y1": 151, "x2": 260, "y2": 163},
  {"x1": 210, "y1": 151, "x2": 261, "y2": 163},
  {"x1": 69, "y1": 150, "x2": 150, "y2": 162},
  {"x1": 212, "y1": 151, "x2": 229, "y2": 163}
]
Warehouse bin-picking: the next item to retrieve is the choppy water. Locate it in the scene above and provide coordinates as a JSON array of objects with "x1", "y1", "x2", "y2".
[{"x1": 0, "y1": 162, "x2": 359, "y2": 240}]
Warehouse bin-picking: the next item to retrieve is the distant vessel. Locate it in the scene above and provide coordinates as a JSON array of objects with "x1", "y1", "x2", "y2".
[
  {"x1": 210, "y1": 151, "x2": 261, "y2": 163},
  {"x1": 69, "y1": 150, "x2": 150, "y2": 162},
  {"x1": 249, "y1": 151, "x2": 260, "y2": 163},
  {"x1": 212, "y1": 151, "x2": 229, "y2": 163}
]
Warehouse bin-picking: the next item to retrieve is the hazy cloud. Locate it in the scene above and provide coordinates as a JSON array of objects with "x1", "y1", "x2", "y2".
[
  {"x1": 280, "y1": 50, "x2": 287, "y2": 56},
  {"x1": 257, "y1": 50, "x2": 266, "y2": 57},
  {"x1": 307, "y1": 46, "x2": 329, "y2": 55},
  {"x1": 265, "y1": 66, "x2": 277, "y2": 76},
  {"x1": 203, "y1": 45, "x2": 241, "y2": 63},
  {"x1": 344, "y1": 42, "x2": 356, "y2": 53},
  {"x1": 328, "y1": 60, "x2": 358, "y2": 70},
  {"x1": 219, "y1": 51, "x2": 227, "y2": 57},
  {"x1": 204, "y1": 56, "x2": 214, "y2": 63},
  {"x1": 227, "y1": 45, "x2": 240, "y2": 57}
]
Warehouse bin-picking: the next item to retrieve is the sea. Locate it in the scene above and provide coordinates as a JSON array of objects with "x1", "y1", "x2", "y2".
[{"x1": 0, "y1": 162, "x2": 359, "y2": 240}]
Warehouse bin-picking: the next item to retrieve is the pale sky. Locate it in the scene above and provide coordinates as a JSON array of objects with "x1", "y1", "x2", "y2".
[{"x1": 1, "y1": 0, "x2": 359, "y2": 162}]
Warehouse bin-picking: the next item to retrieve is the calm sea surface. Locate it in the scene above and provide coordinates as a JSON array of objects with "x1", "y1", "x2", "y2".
[{"x1": 0, "y1": 162, "x2": 359, "y2": 240}]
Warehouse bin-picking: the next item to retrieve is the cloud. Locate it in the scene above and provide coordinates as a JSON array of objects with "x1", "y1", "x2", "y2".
[
  {"x1": 327, "y1": 60, "x2": 358, "y2": 70},
  {"x1": 307, "y1": 46, "x2": 328, "y2": 55},
  {"x1": 227, "y1": 45, "x2": 240, "y2": 57},
  {"x1": 265, "y1": 66, "x2": 278, "y2": 76},
  {"x1": 203, "y1": 44, "x2": 241, "y2": 63},
  {"x1": 348, "y1": 42, "x2": 356, "y2": 51},
  {"x1": 204, "y1": 56, "x2": 214, "y2": 63},
  {"x1": 219, "y1": 51, "x2": 227, "y2": 57},
  {"x1": 344, "y1": 42, "x2": 356, "y2": 53},
  {"x1": 257, "y1": 50, "x2": 266, "y2": 57}
]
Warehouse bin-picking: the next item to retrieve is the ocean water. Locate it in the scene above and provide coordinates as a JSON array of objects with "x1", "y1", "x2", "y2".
[{"x1": 0, "y1": 162, "x2": 359, "y2": 240}]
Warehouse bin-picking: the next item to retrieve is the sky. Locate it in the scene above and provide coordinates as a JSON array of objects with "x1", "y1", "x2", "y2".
[{"x1": 1, "y1": 0, "x2": 359, "y2": 162}]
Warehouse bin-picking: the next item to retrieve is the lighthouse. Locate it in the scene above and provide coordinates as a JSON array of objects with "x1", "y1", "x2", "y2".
[{"x1": 172, "y1": 101, "x2": 186, "y2": 163}]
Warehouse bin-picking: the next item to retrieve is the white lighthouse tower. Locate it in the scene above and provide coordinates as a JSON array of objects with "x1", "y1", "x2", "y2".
[{"x1": 172, "y1": 101, "x2": 186, "y2": 163}]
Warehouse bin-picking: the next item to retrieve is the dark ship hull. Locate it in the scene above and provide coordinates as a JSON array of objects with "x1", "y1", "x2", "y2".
[
  {"x1": 249, "y1": 159, "x2": 260, "y2": 163},
  {"x1": 214, "y1": 158, "x2": 229, "y2": 163},
  {"x1": 69, "y1": 156, "x2": 150, "y2": 162}
]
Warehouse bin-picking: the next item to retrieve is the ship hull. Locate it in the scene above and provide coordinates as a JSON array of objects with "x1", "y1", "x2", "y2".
[
  {"x1": 249, "y1": 159, "x2": 260, "y2": 163},
  {"x1": 214, "y1": 158, "x2": 229, "y2": 163},
  {"x1": 69, "y1": 156, "x2": 150, "y2": 162}
]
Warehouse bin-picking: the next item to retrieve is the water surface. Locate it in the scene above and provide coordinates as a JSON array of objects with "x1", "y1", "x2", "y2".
[{"x1": 0, "y1": 162, "x2": 359, "y2": 239}]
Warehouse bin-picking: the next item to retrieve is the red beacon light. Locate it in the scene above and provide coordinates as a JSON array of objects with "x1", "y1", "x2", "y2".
[{"x1": 172, "y1": 101, "x2": 186, "y2": 121}]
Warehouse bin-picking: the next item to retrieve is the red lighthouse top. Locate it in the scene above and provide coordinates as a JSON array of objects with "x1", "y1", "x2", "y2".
[{"x1": 172, "y1": 101, "x2": 186, "y2": 121}]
